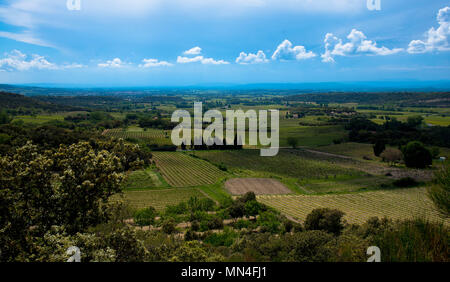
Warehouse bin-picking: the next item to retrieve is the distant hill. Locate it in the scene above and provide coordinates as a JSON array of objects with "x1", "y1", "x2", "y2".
[
  {"x1": 0, "y1": 92, "x2": 82, "y2": 112},
  {"x1": 287, "y1": 92, "x2": 450, "y2": 107}
]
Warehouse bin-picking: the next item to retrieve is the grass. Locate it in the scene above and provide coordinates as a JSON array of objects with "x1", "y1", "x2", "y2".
[
  {"x1": 114, "y1": 188, "x2": 207, "y2": 211},
  {"x1": 13, "y1": 114, "x2": 64, "y2": 124},
  {"x1": 298, "y1": 174, "x2": 392, "y2": 194},
  {"x1": 152, "y1": 152, "x2": 228, "y2": 187},
  {"x1": 258, "y1": 187, "x2": 449, "y2": 225},
  {"x1": 121, "y1": 168, "x2": 168, "y2": 190},
  {"x1": 313, "y1": 142, "x2": 378, "y2": 160},
  {"x1": 279, "y1": 123, "x2": 347, "y2": 147}
]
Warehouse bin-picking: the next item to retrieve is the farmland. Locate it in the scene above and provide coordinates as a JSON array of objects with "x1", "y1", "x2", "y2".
[
  {"x1": 152, "y1": 152, "x2": 228, "y2": 187},
  {"x1": 103, "y1": 127, "x2": 172, "y2": 145},
  {"x1": 115, "y1": 188, "x2": 207, "y2": 211},
  {"x1": 192, "y1": 149, "x2": 363, "y2": 180},
  {"x1": 122, "y1": 168, "x2": 167, "y2": 190},
  {"x1": 258, "y1": 188, "x2": 448, "y2": 225},
  {"x1": 224, "y1": 178, "x2": 292, "y2": 195}
]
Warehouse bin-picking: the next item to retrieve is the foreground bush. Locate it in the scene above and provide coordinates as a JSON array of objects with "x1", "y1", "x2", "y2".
[
  {"x1": 304, "y1": 208, "x2": 345, "y2": 235},
  {"x1": 370, "y1": 218, "x2": 449, "y2": 262},
  {"x1": 428, "y1": 164, "x2": 450, "y2": 217}
]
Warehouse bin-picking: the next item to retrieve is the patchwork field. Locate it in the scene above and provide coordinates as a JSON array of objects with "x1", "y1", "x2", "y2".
[
  {"x1": 152, "y1": 152, "x2": 227, "y2": 187},
  {"x1": 116, "y1": 188, "x2": 207, "y2": 211},
  {"x1": 224, "y1": 178, "x2": 292, "y2": 195},
  {"x1": 258, "y1": 188, "x2": 448, "y2": 225},
  {"x1": 103, "y1": 127, "x2": 172, "y2": 145},
  {"x1": 193, "y1": 149, "x2": 362, "y2": 180}
]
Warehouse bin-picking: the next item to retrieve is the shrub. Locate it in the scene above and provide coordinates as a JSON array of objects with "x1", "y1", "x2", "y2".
[
  {"x1": 373, "y1": 140, "x2": 386, "y2": 157},
  {"x1": 244, "y1": 200, "x2": 264, "y2": 217},
  {"x1": 238, "y1": 192, "x2": 256, "y2": 203},
  {"x1": 133, "y1": 207, "x2": 157, "y2": 226},
  {"x1": 287, "y1": 137, "x2": 298, "y2": 148},
  {"x1": 393, "y1": 177, "x2": 419, "y2": 188},
  {"x1": 207, "y1": 216, "x2": 224, "y2": 230},
  {"x1": 402, "y1": 141, "x2": 432, "y2": 168},
  {"x1": 380, "y1": 148, "x2": 403, "y2": 165},
  {"x1": 162, "y1": 218, "x2": 177, "y2": 234},
  {"x1": 428, "y1": 164, "x2": 450, "y2": 217},
  {"x1": 304, "y1": 208, "x2": 345, "y2": 236},
  {"x1": 257, "y1": 211, "x2": 281, "y2": 233},
  {"x1": 228, "y1": 201, "x2": 245, "y2": 218},
  {"x1": 218, "y1": 163, "x2": 228, "y2": 171},
  {"x1": 371, "y1": 218, "x2": 449, "y2": 262},
  {"x1": 165, "y1": 202, "x2": 188, "y2": 215},
  {"x1": 233, "y1": 219, "x2": 252, "y2": 229},
  {"x1": 283, "y1": 231, "x2": 334, "y2": 262},
  {"x1": 204, "y1": 228, "x2": 238, "y2": 247}
]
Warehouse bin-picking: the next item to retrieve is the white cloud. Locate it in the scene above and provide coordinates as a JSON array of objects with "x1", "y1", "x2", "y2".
[
  {"x1": 98, "y1": 58, "x2": 125, "y2": 68},
  {"x1": 272, "y1": 39, "x2": 316, "y2": 61},
  {"x1": 177, "y1": 55, "x2": 229, "y2": 65},
  {"x1": 0, "y1": 50, "x2": 58, "y2": 71},
  {"x1": 321, "y1": 29, "x2": 403, "y2": 63},
  {"x1": 236, "y1": 50, "x2": 268, "y2": 64},
  {"x1": 407, "y1": 6, "x2": 450, "y2": 54},
  {"x1": 0, "y1": 50, "x2": 85, "y2": 71},
  {"x1": 183, "y1": 46, "x2": 202, "y2": 55},
  {"x1": 139, "y1": 58, "x2": 173, "y2": 67}
]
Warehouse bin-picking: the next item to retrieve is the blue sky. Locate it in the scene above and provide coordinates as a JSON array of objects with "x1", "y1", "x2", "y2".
[{"x1": 0, "y1": 0, "x2": 449, "y2": 86}]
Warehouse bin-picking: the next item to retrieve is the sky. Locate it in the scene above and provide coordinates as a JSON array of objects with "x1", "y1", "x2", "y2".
[{"x1": 0, "y1": 0, "x2": 449, "y2": 87}]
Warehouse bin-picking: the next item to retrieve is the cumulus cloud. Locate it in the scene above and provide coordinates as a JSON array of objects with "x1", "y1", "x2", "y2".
[
  {"x1": 271, "y1": 40, "x2": 316, "y2": 61},
  {"x1": 236, "y1": 50, "x2": 268, "y2": 64},
  {"x1": 183, "y1": 46, "x2": 202, "y2": 55},
  {"x1": 98, "y1": 58, "x2": 125, "y2": 68},
  {"x1": 139, "y1": 58, "x2": 173, "y2": 67},
  {"x1": 321, "y1": 29, "x2": 403, "y2": 63},
  {"x1": 177, "y1": 55, "x2": 229, "y2": 65},
  {"x1": 0, "y1": 49, "x2": 83, "y2": 71},
  {"x1": 407, "y1": 6, "x2": 450, "y2": 54}
]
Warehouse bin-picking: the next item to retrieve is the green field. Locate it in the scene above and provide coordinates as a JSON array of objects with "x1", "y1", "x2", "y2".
[
  {"x1": 115, "y1": 188, "x2": 207, "y2": 211},
  {"x1": 258, "y1": 188, "x2": 448, "y2": 225},
  {"x1": 192, "y1": 149, "x2": 361, "y2": 180},
  {"x1": 13, "y1": 114, "x2": 64, "y2": 124},
  {"x1": 122, "y1": 168, "x2": 168, "y2": 190},
  {"x1": 279, "y1": 121, "x2": 347, "y2": 147},
  {"x1": 152, "y1": 152, "x2": 228, "y2": 187},
  {"x1": 313, "y1": 142, "x2": 378, "y2": 160},
  {"x1": 103, "y1": 127, "x2": 172, "y2": 145}
]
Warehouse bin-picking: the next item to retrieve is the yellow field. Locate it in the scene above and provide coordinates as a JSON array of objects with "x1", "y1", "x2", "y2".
[{"x1": 258, "y1": 188, "x2": 448, "y2": 225}]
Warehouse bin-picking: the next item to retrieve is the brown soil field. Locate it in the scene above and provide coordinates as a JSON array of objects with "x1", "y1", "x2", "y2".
[{"x1": 225, "y1": 178, "x2": 292, "y2": 195}]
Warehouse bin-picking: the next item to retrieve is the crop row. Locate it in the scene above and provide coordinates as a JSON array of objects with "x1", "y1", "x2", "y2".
[
  {"x1": 257, "y1": 188, "x2": 448, "y2": 225},
  {"x1": 152, "y1": 152, "x2": 227, "y2": 187}
]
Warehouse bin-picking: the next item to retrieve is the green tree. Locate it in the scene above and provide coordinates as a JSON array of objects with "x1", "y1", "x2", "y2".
[
  {"x1": 134, "y1": 206, "x2": 157, "y2": 226},
  {"x1": 287, "y1": 137, "x2": 298, "y2": 149},
  {"x1": 0, "y1": 141, "x2": 124, "y2": 261},
  {"x1": 304, "y1": 208, "x2": 345, "y2": 236},
  {"x1": 402, "y1": 141, "x2": 432, "y2": 168},
  {"x1": 373, "y1": 140, "x2": 386, "y2": 157},
  {"x1": 406, "y1": 115, "x2": 424, "y2": 128},
  {"x1": 0, "y1": 110, "x2": 11, "y2": 124}
]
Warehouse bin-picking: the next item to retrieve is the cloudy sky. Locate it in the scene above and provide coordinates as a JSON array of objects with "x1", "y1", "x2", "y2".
[{"x1": 0, "y1": 0, "x2": 449, "y2": 86}]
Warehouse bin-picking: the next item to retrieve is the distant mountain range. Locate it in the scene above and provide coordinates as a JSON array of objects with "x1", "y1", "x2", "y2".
[{"x1": 1, "y1": 81, "x2": 450, "y2": 97}]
